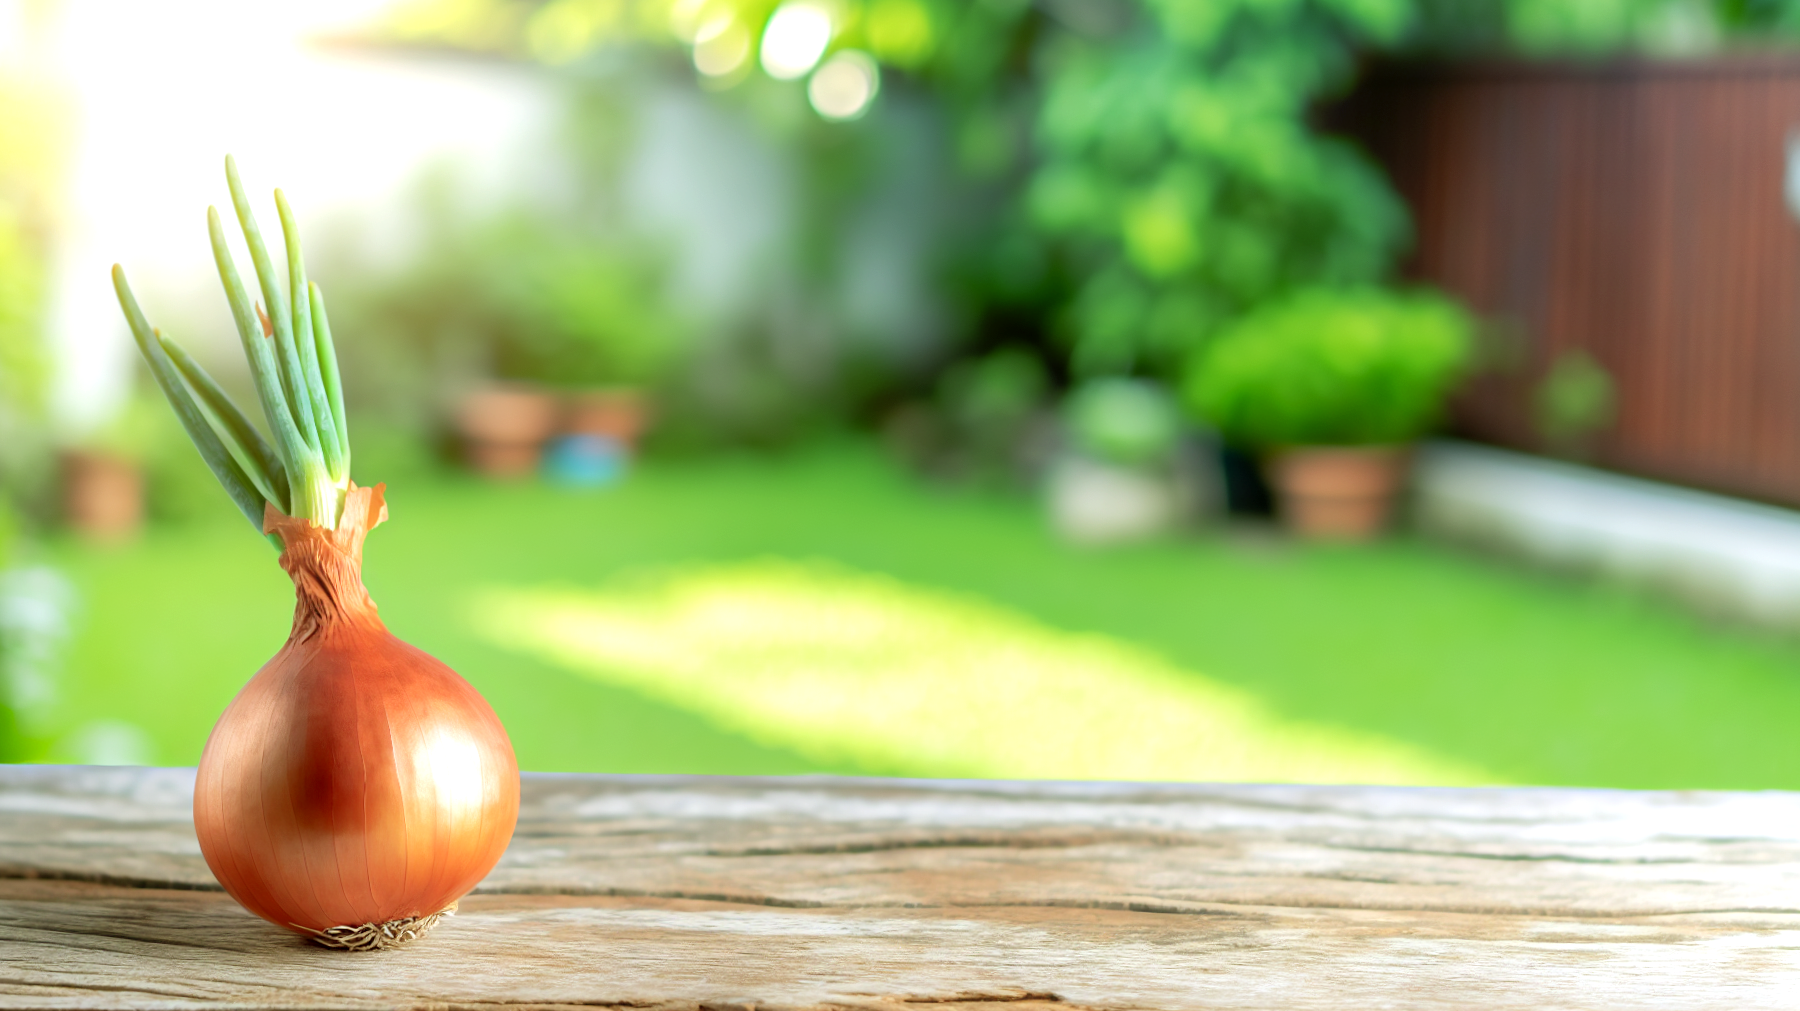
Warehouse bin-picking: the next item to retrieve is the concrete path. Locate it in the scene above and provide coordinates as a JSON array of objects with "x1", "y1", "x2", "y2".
[{"x1": 1413, "y1": 441, "x2": 1800, "y2": 626}]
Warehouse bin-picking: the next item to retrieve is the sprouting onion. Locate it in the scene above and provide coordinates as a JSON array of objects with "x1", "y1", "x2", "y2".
[{"x1": 112, "y1": 156, "x2": 518, "y2": 951}]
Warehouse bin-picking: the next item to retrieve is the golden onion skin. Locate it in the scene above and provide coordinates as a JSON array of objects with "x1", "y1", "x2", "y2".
[{"x1": 193, "y1": 484, "x2": 519, "y2": 938}]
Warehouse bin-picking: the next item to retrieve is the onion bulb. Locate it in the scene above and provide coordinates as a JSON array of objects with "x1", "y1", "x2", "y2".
[
  {"x1": 111, "y1": 157, "x2": 519, "y2": 949},
  {"x1": 195, "y1": 485, "x2": 518, "y2": 949}
]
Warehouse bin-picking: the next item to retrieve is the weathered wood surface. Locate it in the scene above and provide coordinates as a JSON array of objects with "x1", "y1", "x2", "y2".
[{"x1": 5, "y1": 767, "x2": 1800, "y2": 1010}]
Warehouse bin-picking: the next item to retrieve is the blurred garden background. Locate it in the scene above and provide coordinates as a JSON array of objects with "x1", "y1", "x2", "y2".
[{"x1": 11, "y1": 0, "x2": 1800, "y2": 787}]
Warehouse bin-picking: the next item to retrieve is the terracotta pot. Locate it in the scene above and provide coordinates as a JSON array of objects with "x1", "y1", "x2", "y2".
[
  {"x1": 62, "y1": 450, "x2": 143, "y2": 542},
  {"x1": 564, "y1": 388, "x2": 649, "y2": 448},
  {"x1": 455, "y1": 385, "x2": 560, "y2": 479},
  {"x1": 1269, "y1": 446, "x2": 1410, "y2": 540}
]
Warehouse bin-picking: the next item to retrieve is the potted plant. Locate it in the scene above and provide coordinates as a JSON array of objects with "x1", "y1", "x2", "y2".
[
  {"x1": 57, "y1": 394, "x2": 175, "y2": 541},
  {"x1": 351, "y1": 208, "x2": 684, "y2": 480},
  {"x1": 59, "y1": 447, "x2": 141, "y2": 541},
  {"x1": 1183, "y1": 287, "x2": 1473, "y2": 539},
  {"x1": 454, "y1": 223, "x2": 684, "y2": 480},
  {"x1": 454, "y1": 383, "x2": 561, "y2": 479},
  {"x1": 1047, "y1": 377, "x2": 1210, "y2": 544}
]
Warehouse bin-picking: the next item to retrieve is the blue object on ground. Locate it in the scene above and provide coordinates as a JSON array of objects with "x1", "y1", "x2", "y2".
[{"x1": 544, "y1": 434, "x2": 627, "y2": 487}]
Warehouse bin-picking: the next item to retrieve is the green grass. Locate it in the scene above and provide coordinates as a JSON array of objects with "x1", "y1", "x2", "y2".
[{"x1": 38, "y1": 437, "x2": 1800, "y2": 788}]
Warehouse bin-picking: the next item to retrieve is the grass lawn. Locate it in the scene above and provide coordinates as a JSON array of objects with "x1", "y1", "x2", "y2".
[{"x1": 37, "y1": 436, "x2": 1800, "y2": 788}]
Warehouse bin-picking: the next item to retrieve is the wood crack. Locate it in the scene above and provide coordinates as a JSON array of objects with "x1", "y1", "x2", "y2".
[
  {"x1": 1320, "y1": 843, "x2": 1708, "y2": 865},
  {"x1": 0, "y1": 866, "x2": 222, "y2": 891},
  {"x1": 0, "y1": 975, "x2": 218, "y2": 999},
  {"x1": 12, "y1": 877, "x2": 1800, "y2": 924},
  {"x1": 695, "y1": 835, "x2": 1171, "y2": 857},
  {"x1": 0, "y1": 923, "x2": 260, "y2": 955},
  {"x1": 472, "y1": 884, "x2": 835, "y2": 908},
  {"x1": 897, "y1": 995, "x2": 1061, "y2": 1004}
]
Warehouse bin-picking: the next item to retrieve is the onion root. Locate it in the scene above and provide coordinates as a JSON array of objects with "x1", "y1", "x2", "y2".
[{"x1": 293, "y1": 902, "x2": 457, "y2": 951}]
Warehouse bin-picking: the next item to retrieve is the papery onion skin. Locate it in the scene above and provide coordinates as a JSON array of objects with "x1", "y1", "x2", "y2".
[{"x1": 193, "y1": 483, "x2": 519, "y2": 937}]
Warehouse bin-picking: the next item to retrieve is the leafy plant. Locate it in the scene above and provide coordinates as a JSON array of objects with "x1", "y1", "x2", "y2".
[
  {"x1": 90, "y1": 389, "x2": 241, "y2": 525},
  {"x1": 62, "y1": 389, "x2": 225, "y2": 527},
  {"x1": 1185, "y1": 286, "x2": 1473, "y2": 447},
  {"x1": 1534, "y1": 347, "x2": 1616, "y2": 457},
  {"x1": 1029, "y1": 0, "x2": 1414, "y2": 378},
  {"x1": 884, "y1": 346, "x2": 1049, "y2": 484},
  {"x1": 1065, "y1": 377, "x2": 1183, "y2": 466},
  {"x1": 340, "y1": 205, "x2": 690, "y2": 432},
  {"x1": 481, "y1": 221, "x2": 686, "y2": 387}
]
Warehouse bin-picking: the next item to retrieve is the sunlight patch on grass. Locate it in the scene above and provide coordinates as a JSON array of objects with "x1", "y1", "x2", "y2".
[{"x1": 471, "y1": 559, "x2": 1499, "y2": 785}]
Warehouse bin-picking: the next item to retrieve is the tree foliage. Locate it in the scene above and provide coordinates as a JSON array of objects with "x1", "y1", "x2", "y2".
[
  {"x1": 1029, "y1": 0, "x2": 1412, "y2": 379},
  {"x1": 378, "y1": 0, "x2": 1800, "y2": 397}
]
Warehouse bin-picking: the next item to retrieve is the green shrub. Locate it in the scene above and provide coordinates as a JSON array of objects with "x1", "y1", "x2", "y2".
[
  {"x1": 488, "y1": 229, "x2": 684, "y2": 389},
  {"x1": 892, "y1": 348, "x2": 1050, "y2": 485},
  {"x1": 331, "y1": 204, "x2": 692, "y2": 436},
  {"x1": 1185, "y1": 287, "x2": 1472, "y2": 447},
  {"x1": 1533, "y1": 347, "x2": 1616, "y2": 457},
  {"x1": 1065, "y1": 378, "x2": 1183, "y2": 466}
]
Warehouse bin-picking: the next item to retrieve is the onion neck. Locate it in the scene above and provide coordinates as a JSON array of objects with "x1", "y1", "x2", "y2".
[
  {"x1": 264, "y1": 482, "x2": 388, "y2": 642},
  {"x1": 291, "y1": 459, "x2": 350, "y2": 530}
]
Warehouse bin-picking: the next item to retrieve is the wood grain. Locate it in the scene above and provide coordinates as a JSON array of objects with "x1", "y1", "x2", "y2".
[{"x1": 5, "y1": 766, "x2": 1800, "y2": 1009}]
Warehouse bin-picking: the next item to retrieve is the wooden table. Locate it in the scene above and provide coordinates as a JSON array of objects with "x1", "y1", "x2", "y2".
[{"x1": 4, "y1": 766, "x2": 1800, "y2": 1009}]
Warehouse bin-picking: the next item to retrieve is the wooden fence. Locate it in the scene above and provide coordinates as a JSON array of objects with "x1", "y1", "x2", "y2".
[{"x1": 1345, "y1": 54, "x2": 1800, "y2": 506}]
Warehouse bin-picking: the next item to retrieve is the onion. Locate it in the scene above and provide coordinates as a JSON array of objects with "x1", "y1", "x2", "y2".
[
  {"x1": 111, "y1": 157, "x2": 519, "y2": 949},
  {"x1": 194, "y1": 485, "x2": 519, "y2": 949}
]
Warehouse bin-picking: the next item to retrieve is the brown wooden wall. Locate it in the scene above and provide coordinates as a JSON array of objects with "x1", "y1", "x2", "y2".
[{"x1": 1347, "y1": 55, "x2": 1800, "y2": 506}]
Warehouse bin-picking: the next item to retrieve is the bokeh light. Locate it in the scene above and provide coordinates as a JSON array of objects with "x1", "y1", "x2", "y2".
[
  {"x1": 759, "y1": 1, "x2": 833, "y2": 80},
  {"x1": 692, "y1": 13, "x2": 750, "y2": 77},
  {"x1": 807, "y1": 49, "x2": 878, "y2": 120},
  {"x1": 666, "y1": 0, "x2": 711, "y2": 41}
]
